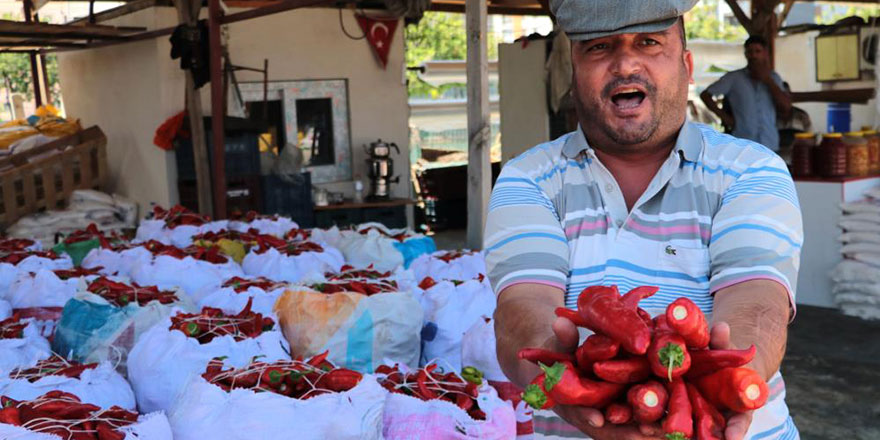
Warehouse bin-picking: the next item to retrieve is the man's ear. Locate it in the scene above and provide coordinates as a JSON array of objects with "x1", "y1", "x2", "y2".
[{"x1": 683, "y1": 49, "x2": 695, "y2": 85}]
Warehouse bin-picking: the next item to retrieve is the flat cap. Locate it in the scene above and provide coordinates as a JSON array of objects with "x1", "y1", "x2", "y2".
[{"x1": 550, "y1": 0, "x2": 698, "y2": 41}]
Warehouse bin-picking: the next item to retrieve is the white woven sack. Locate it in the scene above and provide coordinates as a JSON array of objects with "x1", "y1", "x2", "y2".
[
  {"x1": 0, "y1": 319, "x2": 51, "y2": 375},
  {"x1": 0, "y1": 361, "x2": 136, "y2": 410}
]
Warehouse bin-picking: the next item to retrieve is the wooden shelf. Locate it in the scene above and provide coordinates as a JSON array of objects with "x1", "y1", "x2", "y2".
[{"x1": 313, "y1": 198, "x2": 416, "y2": 211}]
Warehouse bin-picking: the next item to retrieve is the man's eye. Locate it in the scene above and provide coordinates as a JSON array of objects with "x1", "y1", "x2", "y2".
[
  {"x1": 642, "y1": 38, "x2": 660, "y2": 46},
  {"x1": 587, "y1": 43, "x2": 608, "y2": 52}
]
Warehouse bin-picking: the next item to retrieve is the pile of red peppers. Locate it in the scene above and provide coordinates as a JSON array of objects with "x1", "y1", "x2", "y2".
[
  {"x1": 434, "y1": 250, "x2": 474, "y2": 263},
  {"x1": 222, "y1": 276, "x2": 288, "y2": 293},
  {"x1": 358, "y1": 226, "x2": 410, "y2": 242},
  {"x1": 61, "y1": 224, "x2": 128, "y2": 250},
  {"x1": 139, "y1": 240, "x2": 229, "y2": 264},
  {"x1": 152, "y1": 205, "x2": 211, "y2": 229},
  {"x1": 0, "y1": 249, "x2": 61, "y2": 265},
  {"x1": 0, "y1": 314, "x2": 27, "y2": 339},
  {"x1": 520, "y1": 285, "x2": 769, "y2": 440},
  {"x1": 0, "y1": 391, "x2": 137, "y2": 440},
  {"x1": 201, "y1": 351, "x2": 363, "y2": 400},
  {"x1": 417, "y1": 274, "x2": 486, "y2": 290},
  {"x1": 0, "y1": 238, "x2": 36, "y2": 253},
  {"x1": 9, "y1": 355, "x2": 98, "y2": 383},
  {"x1": 329, "y1": 264, "x2": 392, "y2": 280},
  {"x1": 169, "y1": 299, "x2": 275, "y2": 344},
  {"x1": 52, "y1": 267, "x2": 102, "y2": 281},
  {"x1": 87, "y1": 277, "x2": 179, "y2": 307},
  {"x1": 376, "y1": 364, "x2": 487, "y2": 421},
  {"x1": 308, "y1": 279, "x2": 399, "y2": 295}
]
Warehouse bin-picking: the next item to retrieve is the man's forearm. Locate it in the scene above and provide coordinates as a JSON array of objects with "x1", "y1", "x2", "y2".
[
  {"x1": 494, "y1": 284, "x2": 565, "y2": 387},
  {"x1": 700, "y1": 92, "x2": 726, "y2": 119},
  {"x1": 712, "y1": 279, "x2": 791, "y2": 380},
  {"x1": 765, "y1": 80, "x2": 792, "y2": 119}
]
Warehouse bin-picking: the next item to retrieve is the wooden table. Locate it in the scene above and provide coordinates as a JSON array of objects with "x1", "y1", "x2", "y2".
[{"x1": 313, "y1": 198, "x2": 415, "y2": 228}]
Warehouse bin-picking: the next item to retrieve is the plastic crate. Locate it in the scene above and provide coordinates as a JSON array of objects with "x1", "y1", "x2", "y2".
[
  {"x1": 175, "y1": 117, "x2": 264, "y2": 180},
  {"x1": 261, "y1": 172, "x2": 315, "y2": 228}
]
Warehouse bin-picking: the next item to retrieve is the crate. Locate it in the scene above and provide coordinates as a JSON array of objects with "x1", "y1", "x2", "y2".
[
  {"x1": 0, "y1": 126, "x2": 108, "y2": 228},
  {"x1": 261, "y1": 173, "x2": 314, "y2": 228},
  {"x1": 175, "y1": 117, "x2": 264, "y2": 180},
  {"x1": 178, "y1": 176, "x2": 262, "y2": 218}
]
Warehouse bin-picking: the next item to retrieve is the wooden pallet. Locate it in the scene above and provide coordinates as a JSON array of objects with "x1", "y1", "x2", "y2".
[{"x1": 0, "y1": 126, "x2": 108, "y2": 228}]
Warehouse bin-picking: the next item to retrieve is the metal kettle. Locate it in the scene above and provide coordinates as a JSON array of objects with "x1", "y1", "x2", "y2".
[
  {"x1": 364, "y1": 139, "x2": 400, "y2": 200},
  {"x1": 364, "y1": 139, "x2": 400, "y2": 158}
]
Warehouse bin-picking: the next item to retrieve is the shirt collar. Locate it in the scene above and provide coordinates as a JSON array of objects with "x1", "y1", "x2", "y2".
[{"x1": 561, "y1": 120, "x2": 703, "y2": 162}]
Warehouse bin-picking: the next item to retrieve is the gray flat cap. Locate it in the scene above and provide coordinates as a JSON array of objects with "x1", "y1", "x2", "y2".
[{"x1": 550, "y1": 0, "x2": 698, "y2": 41}]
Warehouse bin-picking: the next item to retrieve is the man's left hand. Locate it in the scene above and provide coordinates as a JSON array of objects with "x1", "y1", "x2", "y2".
[{"x1": 709, "y1": 321, "x2": 754, "y2": 440}]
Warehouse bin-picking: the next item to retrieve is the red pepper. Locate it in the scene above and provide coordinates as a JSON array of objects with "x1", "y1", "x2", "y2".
[
  {"x1": 576, "y1": 285, "x2": 652, "y2": 355},
  {"x1": 627, "y1": 380, "x2": 668, "y2": 424},
  {"x1": 522, "y1": 374, "x2": 555, "y2": 410},
  {"x1": 315, "y1": 369, "x2": 363, "y2": 392},
  {"x1": 577, "y1": 334, "x2": 620, "y2": 362},
  {"x1": 621, "y1": 286, "x2": 659, "y2": 309},
  {"x1": 517, "y1": 348, "x2": 576, "y2": 366},
  {"x1": 418, "y1": 277, "x2": 437, "y2": 290},
  {"x1": 648, "y1": 332, "x2": 691, "y2": 382},
  {"x1": 0, "y1": 406, "x2": 20, "y2": 425},
  {"x1": 554, "y1": 307, "x2": 591, "y2": 328},
  {"x1": 695, "y1": 367, "x2": 769, "y2": 413},
  {"x1": 666, "y1": 297, "x2": 710, "y2": 349},
  {"x1": 653, "y1": 314, "x2": 675, "y2": 335},
  {"x1": 686, "y1": 383, "x2": 725, "y2": 440},
  {"x1": 637, "y1": 308, "x2": 654, "y2": 330},
  {"x1": 686, "y1": 345, "x2": 757, "y2": 379},
  {"x1": 604, "y1": 402, "x2": 632, "y2": 425},
  {"x1": 662, "y1": 379, "x2": 693, "y2": 440},
  {"x1": 592, "y1": 358, "x2": 651, "y2": 384},
  {"x1": 541, "y1": 362, "x2": 625, "y2": 408}
]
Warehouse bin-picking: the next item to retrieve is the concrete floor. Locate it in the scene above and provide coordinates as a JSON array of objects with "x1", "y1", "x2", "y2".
[{"x1": 430, "y1": 229, "x2": 880, "y2": 439}]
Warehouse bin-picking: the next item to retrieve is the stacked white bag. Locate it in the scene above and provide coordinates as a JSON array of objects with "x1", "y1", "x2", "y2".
[
  {"x1": 127, "y1": 308, "x2": 290, "y2": 413},
  {"x1": 833, "y1": 188, "x2": 880, "y2": 319},
  {"x1": 0, "y1": 250, "x2": 73, "y2": 296},
  {"x1": 193, "y1": 276, "x2": 290, "y2": 318},
  {"x1": 0, "y1": 317, "x2": 51, "y2": 375},
  {"x1": 0, "y1": 360, "x2": 136, "y2": 410},
  {"x1": 134, "y1": 205, "x2": 227, "y2": 248},
  {"x1": 410, "y1": 250, "x2": 487, "y2": 283},
  {"x1": 227, "y1": 214, "x2": 299, "y2": 237},
  {"x1": 242, "y1": 241, "x2": 344, "y2": 283}
]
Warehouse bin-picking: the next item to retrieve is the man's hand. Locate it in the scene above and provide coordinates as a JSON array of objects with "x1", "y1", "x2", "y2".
[
  {"x1": 550, "y1": 316, "x2": 663, "y2": 440},
  {"x1": 720, "y1": 112, "x2": 736, "y2": 132},
  {"x1": 710, "y1": 321, "x2": 754, "y2": 440}
]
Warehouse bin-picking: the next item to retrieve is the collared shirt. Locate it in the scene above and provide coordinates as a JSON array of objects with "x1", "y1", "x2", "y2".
[
  {"x1": 705, "y1": 68, "x2": 785, "y2": 150},
  {"x1": 484, "y1": 121, "x2": 802, "y2": 439}
]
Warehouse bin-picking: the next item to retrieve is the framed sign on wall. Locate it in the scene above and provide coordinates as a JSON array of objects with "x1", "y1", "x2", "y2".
[{"x1": 238, "y1": 79, "x2": 353, "y2": 183}]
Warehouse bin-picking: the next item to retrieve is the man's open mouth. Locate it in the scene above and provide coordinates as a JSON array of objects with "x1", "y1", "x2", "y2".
[{"x1": 610, "y1": 87, "x2": 647, "y2": 110}]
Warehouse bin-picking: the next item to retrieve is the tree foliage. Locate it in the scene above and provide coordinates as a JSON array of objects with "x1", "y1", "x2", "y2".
[
  {"x1": 0, "y1": 52, "x2": 60, "y2": 104},
  {"x1": 684, "y1": 0, "x2": 748, "y2": 42}
]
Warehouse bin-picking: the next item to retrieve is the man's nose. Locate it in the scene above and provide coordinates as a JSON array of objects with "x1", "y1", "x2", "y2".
[{"x1": 609, "y1": 46, "x2": 643, "y2": 78}]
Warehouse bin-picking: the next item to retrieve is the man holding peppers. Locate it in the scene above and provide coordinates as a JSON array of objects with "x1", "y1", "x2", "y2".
[{"x1": 485, "y1": 1, "x2": 802, "y2": 439}]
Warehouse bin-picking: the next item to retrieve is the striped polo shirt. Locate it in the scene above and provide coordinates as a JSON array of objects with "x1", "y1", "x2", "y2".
[{"x1": 484, "y1": 121, "x2": 802, "y2": 440}]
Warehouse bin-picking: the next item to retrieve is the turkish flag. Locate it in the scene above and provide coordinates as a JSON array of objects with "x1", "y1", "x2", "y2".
[{"x1": 356, "y1": 15, "x2": 398, "y2": 69}]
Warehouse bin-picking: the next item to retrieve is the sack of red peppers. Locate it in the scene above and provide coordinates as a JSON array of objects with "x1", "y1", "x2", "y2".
[
  {"x1": 167, "y1": 352, "x2": 386, "y2": 440},
  {"x1": 520, "y1": 285, "x2": 769, "y2": 440},
  {"x1": 130, "y1": 241, "x2": 244, "y2": 296},
  {"x1": 193, "y1": 276, "x2": 290, "y2": 318},
  {"x1": 274, "y1": 280, "x2": 423, "y2": 373},
  {"x1": 0, "y1": 390, "x2": 172, "y2": 440},
  {"x1": 3, "y1": 267, "x2": 101, "y2": 310},
  {"x1": 134, "y1": 205, "x2": 228, "y2": 248},
  {"x1": 126, "y1": 300, "x2": 290, "y2": 414},
  {"x1": 0, "y1": 314, "x2": 51, "y2": 376},
  {"x1": 0, "y1": 244, "x2": 73, "y2": 296},
  {"x1": 410, "y1": 250, "x2": 487, "y2": 285},
  {"x1": 52, "y1": 277, "x2": 195, "y2": 372},
  {"x1": 379, "y1": 363, "x2": 517, "y2": 440},
  {"x1": 241, "y1": 233, "x2": 345, "y2": 284},
  {"x1": 0, "y1": 355, "x2": 136, "y2": 411}
]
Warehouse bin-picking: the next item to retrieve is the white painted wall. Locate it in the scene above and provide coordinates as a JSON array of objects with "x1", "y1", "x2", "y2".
[{"x1": 58, "y1": 6, "x2": 410, "y2": 213}]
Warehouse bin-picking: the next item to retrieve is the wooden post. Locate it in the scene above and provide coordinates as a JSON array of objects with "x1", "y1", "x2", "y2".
[
  {"x1": 208, "y1": 0, "x2": 227, "y2": 219},
  {"x1": 175, "y1": 0, "x2": 213, "y2": 215},
  {"x1": 465, "y1": 0, "x2": 490, "y2": 250},
  {"x1": 22, "y1": 0, "x2": 42, "y2": 108}
]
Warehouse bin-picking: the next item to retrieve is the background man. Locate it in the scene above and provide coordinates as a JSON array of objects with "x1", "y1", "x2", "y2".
[
  {"x1": 486, "y1": 1, "x2": 802, "y2": 439},
  {"x1": 700, "y1": 35, "x2": 792, "y2": 151}
]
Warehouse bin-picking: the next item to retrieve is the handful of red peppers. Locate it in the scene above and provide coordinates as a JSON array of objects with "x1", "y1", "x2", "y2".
[
  {"x1": 0, "y1": 314, "x2": 27, "y2": 339},
  {"x1": 201, "y1": 351, "x2": 363, "y2": 400},
  {"x1": 0, "y1": 391, "x2": 138, "y2": 440},
  {"x1": 87, "y1": 277, "x2": 179, "y2": 307},
  {"x1": 376, "y1": 364, "x2": 487, "y2": 421},
  {"x1": 9, "y1": 355, "x2": 98, "y2": 383},
  {"x1": 169, "y1": 299, "x2": 275, "y2": 344},
  {"x1": 520, "y1": 285, "x2": 768, "y2": 440}
]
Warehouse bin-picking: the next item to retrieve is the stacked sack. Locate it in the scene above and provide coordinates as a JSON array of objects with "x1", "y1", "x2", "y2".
[
  {"x1": 310, "y1": 223, "x2": 436, "y2": 272},
  {"x1": 832, "y1": 188, "x2": 880, "y2": 319},
  {"x1": 6, "y1": 190, "x2": 137, "y2": 248}
]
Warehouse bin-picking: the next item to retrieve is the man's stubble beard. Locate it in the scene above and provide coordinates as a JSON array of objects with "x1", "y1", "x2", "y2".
[{"x1": 572, "y1": 67, "x2": 689, "y2": 151}]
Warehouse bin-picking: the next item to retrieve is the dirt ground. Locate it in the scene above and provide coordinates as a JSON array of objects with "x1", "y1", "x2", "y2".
[{"x1": 783, "y1": 305, "x2": 880, "y2": 440}]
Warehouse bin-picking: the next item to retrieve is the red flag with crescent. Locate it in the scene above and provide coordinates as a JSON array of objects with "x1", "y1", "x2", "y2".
[{"x1": 355, "y1": 15, "x2": 398, "y2": 69}]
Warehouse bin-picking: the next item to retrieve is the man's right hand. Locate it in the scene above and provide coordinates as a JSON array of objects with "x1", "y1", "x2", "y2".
[
  {"x1": 550, "y1": 316, "x2": 663, "y2": 440},
  {"x1": 720, "y1": 112, "x2": 735, "y2": 132}
]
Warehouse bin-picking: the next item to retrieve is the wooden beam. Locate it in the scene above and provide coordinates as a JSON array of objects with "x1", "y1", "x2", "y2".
[
  {"x1": 219, "y1": 0, "x2": 334, "y2": 25},
  {"x1": 209, "y1": 0, "x2": 226, "y2": 219},
  {"x1": 778, "y1": 0, "x2": 796, "y2": 27},
  {"x1": 430, "y1": 1, "x2": 547, "y2": 16},
  {"x1": 466, "y1": 0, "x2": 490, "y2": 250},
  {"x1": 724, "y1": 0, "x2": 753, "y2": 34},
  {"x1": 0, "y1": 20, "x2": 140, "y2": 40},
  {"x1": 791, "y1": 88, "x2": 875, "y2": 105},
  {"x1": 175, "y1": 0, "x2": 214, "y2": 216},
  {"x1": 67, "y1": 0, "x2": 165, "y2": 26}
]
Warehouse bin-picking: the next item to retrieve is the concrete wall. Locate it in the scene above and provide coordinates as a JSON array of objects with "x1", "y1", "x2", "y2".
[
  {"x1": 498, "y1": 40, "x2": 549, "y2": 164},
  {"x1": 58, "y1": 7, "x2": 410, "y2": 213},
  {"x1": 776, "y1": 31, "x2": 879, "y2": 133}
]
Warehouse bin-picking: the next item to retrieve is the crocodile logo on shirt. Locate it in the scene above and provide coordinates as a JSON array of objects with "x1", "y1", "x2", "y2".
[{"x1": 665, "y1": 245, "x2": 677, "y2": 256}]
